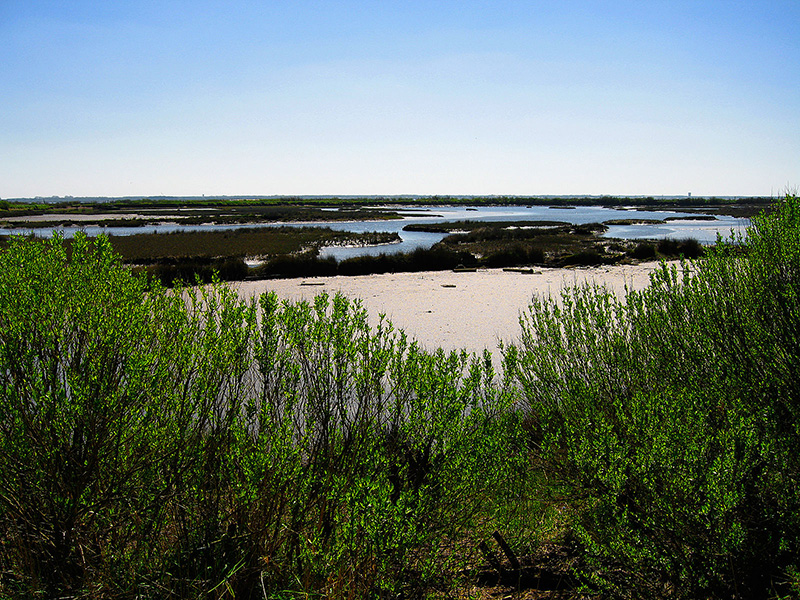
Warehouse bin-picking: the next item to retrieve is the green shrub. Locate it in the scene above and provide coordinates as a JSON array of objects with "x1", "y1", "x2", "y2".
[
  {"x1": 505, "y1": 196, "x2": 800, "y2": 597},
  {"x1": 250, "y1": 293, "x2": 517, "y2": 595},
  {"x1": 0, "y1": 233, "x2": 517, "y2": 598},
  {"x1": 0, "y1": 233, "x2": 260, "y2": 596}
]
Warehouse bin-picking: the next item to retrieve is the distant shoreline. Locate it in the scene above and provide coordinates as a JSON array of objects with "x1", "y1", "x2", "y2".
[{"x1": 0, "y1": 195, "x2": 772, "y2": 220}]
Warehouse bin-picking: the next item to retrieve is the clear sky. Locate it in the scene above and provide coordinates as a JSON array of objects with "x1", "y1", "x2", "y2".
[{"x1": 1, "y1": 0, "x2": 798, "y2": 198}]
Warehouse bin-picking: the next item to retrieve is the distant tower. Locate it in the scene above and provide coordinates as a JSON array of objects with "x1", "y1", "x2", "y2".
[{"x1": 688, "y1": 192, "x2": 692, "y2": 198}]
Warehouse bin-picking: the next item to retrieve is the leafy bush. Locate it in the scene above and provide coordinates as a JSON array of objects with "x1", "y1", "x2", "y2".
[
  {"x1": 505, "y1": 196, "x2": 800, "y2": 597},
  {"x1": 0, "y1": 234, "x2": 260, "y2": 596},
  {"x1": 0, "y1": 233, "x2": 517, "y2": 598},
  {"x1": 250, "y1": 294, "x2": 517, "y2": 595}
]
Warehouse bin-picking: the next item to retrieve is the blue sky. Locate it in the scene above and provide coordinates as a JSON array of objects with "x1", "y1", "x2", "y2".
[{"x1": 1, "y1": 0, "x2": 798, "y2": 198}]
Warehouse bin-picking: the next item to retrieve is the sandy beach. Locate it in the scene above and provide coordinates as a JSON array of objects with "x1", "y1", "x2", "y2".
[{"x1": 232, "y1": 262, "x2": 671, "y2": 355}]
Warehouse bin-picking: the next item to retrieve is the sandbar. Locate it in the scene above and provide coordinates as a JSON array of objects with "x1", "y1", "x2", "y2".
[{"x1": 232, "y1": 262, "x2": 673, "y2": 355}]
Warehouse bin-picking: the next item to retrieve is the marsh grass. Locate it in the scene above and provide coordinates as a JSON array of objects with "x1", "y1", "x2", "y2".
[
  {"x1": 434, "y1": 221, "x2": 646, "y2": 268},
  {"x1": 104, "y1": 226, "x2": 399, "y2": 263},
  {"x1": 253, "y1": 221, "x2": 685, "y2": 280},
  {"x1": 1, "y1": 203, "x2": 404, "y2": 228},
  {"x1": 109, "y1": 227, "x2": 397, "y2": 285}
]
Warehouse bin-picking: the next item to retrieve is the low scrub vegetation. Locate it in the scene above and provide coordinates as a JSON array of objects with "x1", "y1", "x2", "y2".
[
  {"x1": 0, "y1": 234, "x2": 520, "y2": 598},
  {"x1": 252, "y1": 246, "x2": 477, "y2": 279},
  {"x1": 504, "y1": 195, "x2": 800, "y2": 598},
  {"x1": 0, "y1": 196, "x2": 798, "y2": 598}
]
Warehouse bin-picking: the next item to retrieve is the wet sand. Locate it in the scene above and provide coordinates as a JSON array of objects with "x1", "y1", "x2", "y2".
[{"x1": 232, "y1": 262, "x2": 669, "y2": 354}]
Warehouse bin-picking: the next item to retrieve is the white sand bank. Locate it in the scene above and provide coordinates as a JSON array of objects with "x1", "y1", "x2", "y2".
[{"x1": 231, "y1": 262, "x2": 671, "y2": 355}]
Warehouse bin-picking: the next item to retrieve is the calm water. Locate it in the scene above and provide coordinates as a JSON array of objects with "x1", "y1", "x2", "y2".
[{"x1": 2, "y1": 205, "x2": 748, "y2": 259}]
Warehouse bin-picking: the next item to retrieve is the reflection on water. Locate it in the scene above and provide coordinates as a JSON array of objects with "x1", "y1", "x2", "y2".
[
  {"x1": 602, "y1": 219, "x2": 747, "y2": 245},
  {"x1": 2, "y1": 205, "x2": 749, "y2": 259}
]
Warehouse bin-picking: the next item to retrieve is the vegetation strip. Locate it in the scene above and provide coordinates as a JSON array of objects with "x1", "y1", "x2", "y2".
[{"x1": 0, "y1": 194, "x2": 774, "y2": 220}]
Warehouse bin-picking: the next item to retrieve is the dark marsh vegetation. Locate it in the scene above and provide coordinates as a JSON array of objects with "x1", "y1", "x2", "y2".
[
  {"x1": 236, "y1": 221, "x2": 705, "y2": 282},
  {"x1": 1, "y1": 196, "x2": 799, "y2": 598},
  {"x1": 0, "y1": 201, "x2": 405, "y2": 227},
  {"x1": 105, "y1": 226, "x2": 399, "y2": 263},
  {"x1": 408, "y1": 220, "x2": 704, "y2": 270},
  {"x1": 105, "y1": 226, "x2": 399, "y2": 286}
]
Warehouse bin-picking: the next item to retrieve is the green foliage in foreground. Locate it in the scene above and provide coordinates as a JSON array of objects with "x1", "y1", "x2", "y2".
[
  {"x1": 1, "y1": 196, "x2": 800, "y2": 599},
  {"x1": 505, "y1": 195, "x2": 800, "y2": 598},
  {"x1": 0, "y1": 234, "x2": 519, "y2": 597}
]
